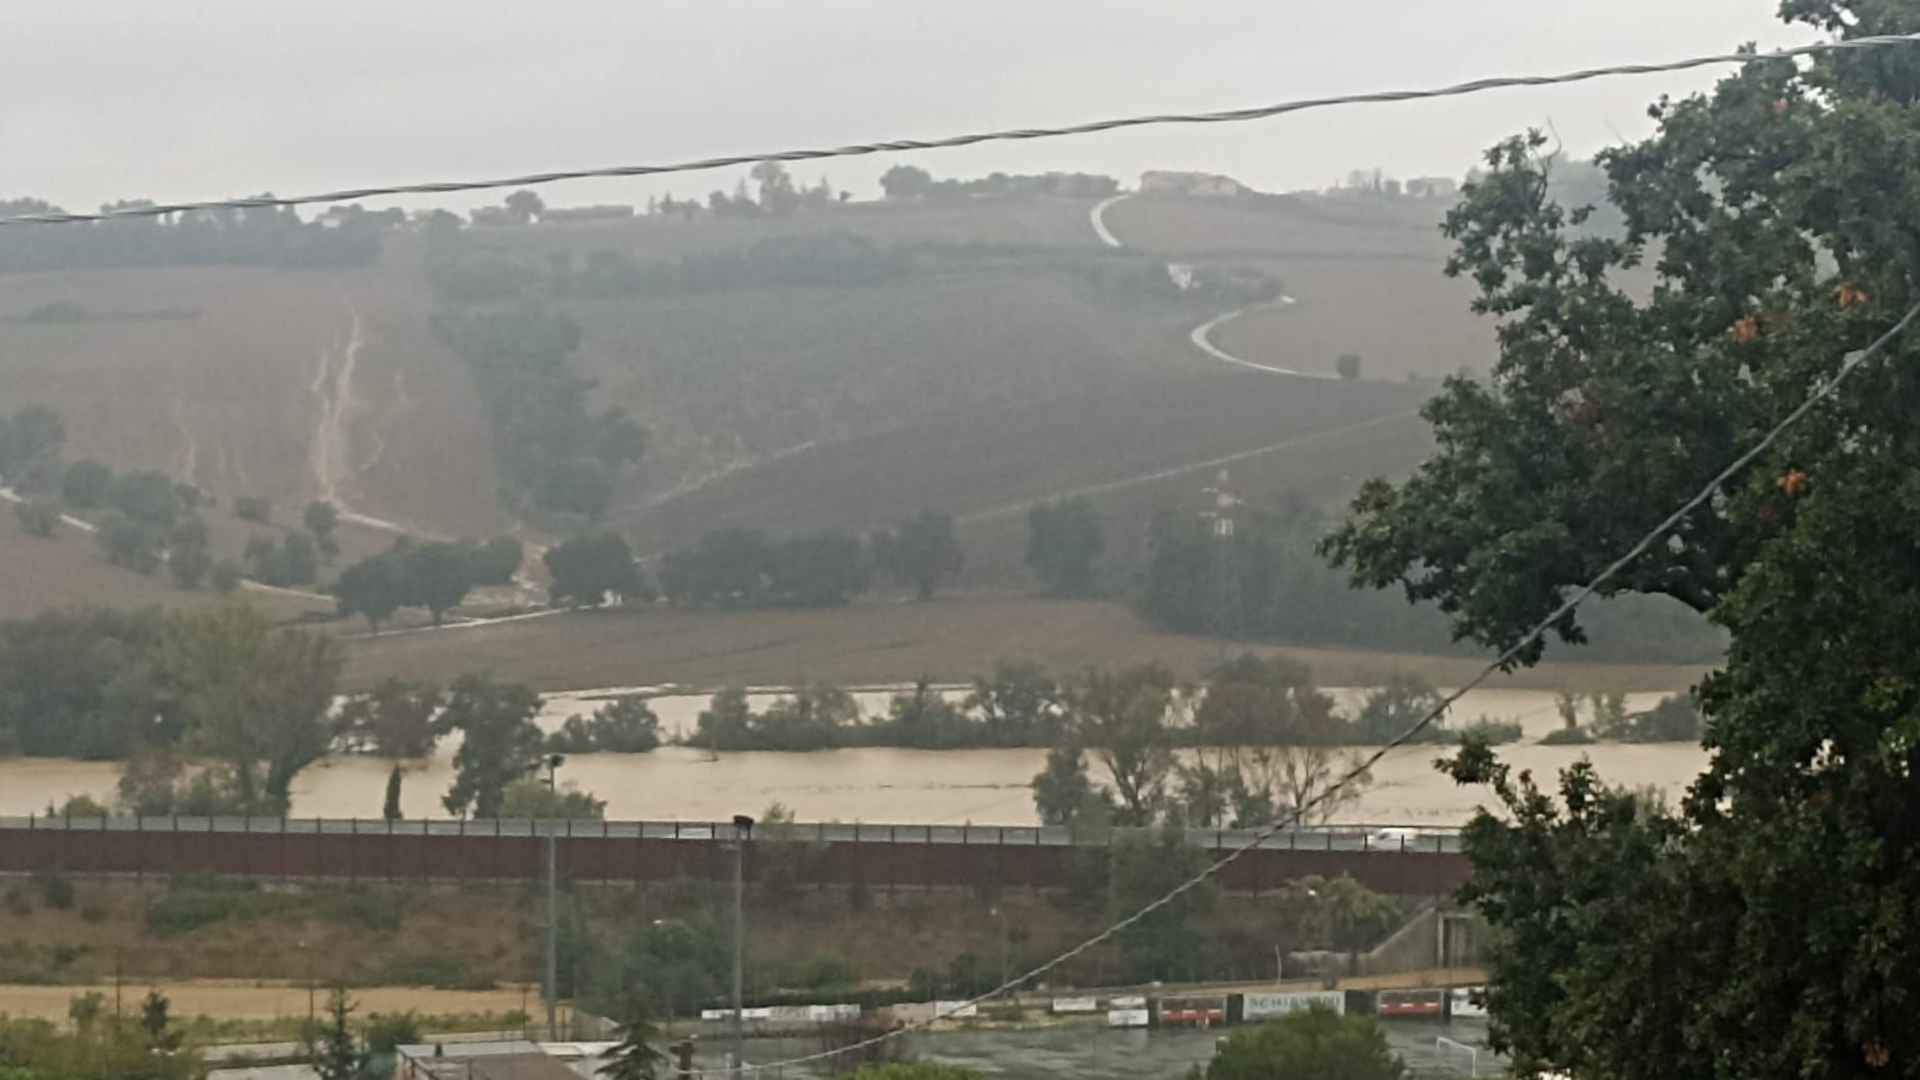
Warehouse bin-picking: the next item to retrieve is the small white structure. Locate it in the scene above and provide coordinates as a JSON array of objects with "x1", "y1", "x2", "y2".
[
  {"x1": 1140, "y1": 170, "x2": 1249, "y2": 198},
  {"x1": 1201, "y1": 469, "x2": 1242, "y2": 539}
]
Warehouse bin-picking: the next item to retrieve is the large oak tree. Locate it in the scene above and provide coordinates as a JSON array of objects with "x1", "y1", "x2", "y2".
[{"x1": 1323, "y1": 5, "x2": 1920, "y2": 1076}]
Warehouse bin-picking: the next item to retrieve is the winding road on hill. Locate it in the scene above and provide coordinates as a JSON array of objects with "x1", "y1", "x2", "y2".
[{"x1": 1089, "y1": 194, "x2": 1331, "y2": 379}]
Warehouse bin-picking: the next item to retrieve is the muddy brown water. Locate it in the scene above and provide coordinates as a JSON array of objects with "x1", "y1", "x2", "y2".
[{"x1": 1, "y1": 688, "x2": 1705, "y2": 825}]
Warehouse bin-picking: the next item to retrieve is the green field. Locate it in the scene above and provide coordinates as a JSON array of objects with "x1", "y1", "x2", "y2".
[{"x1": 342, "y1": 592, "x2": 1705, "y2": 694}]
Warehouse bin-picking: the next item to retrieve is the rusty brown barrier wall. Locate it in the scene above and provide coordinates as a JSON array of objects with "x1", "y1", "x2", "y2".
[{"x1": 0, "y1": 823, "x2": 1470, "y2": 897}]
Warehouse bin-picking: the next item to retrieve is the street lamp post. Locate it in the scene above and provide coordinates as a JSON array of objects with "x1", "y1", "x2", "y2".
[
  {"x1": 730, "y1": 813, "x2": 755, "y2": 1071},
  {"x1": 542, "y1": 752, "x2": 564, "y2": 1041}
]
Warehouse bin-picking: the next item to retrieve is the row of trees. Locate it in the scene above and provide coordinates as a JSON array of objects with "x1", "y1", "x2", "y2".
[
  {"x1": 0, "y1": 196, "x2": 386, "y2": 273},
  {"x1": 429, "y1": 305, "x2": 646, "y2": 520},
  {"x1": 556, "y1": 232, "x2": 910, "y2": 298},
  {"x1": 0, "y1": 988, "x2": 200, "y2": 1080},
  {"x1": 333, "y1": 535, "x2": 524, "y2": 629},
  {"x1": 1140, "y1": 488, "x2": 1726, "y2": 665},
  {"x1": 660, "y1": 510, "x2": 964, "y2": 608},
  {"x1": 878, "y1": 165, "x2": 1120, "y2": 201},
  {"x1": 1, "y1": 403, "x2": 351, "y2": 595}
]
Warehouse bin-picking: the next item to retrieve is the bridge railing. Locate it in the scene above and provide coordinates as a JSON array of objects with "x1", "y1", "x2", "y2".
[{"x1": 0, "y1": 815, "x2": 1463, "y2": 853}]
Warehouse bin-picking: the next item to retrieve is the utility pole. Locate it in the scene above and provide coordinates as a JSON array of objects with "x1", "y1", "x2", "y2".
[
  {"x1": 545, "y1": 821, "x2": 558, "y2": 1041},
  {"x1": 730, "y1": 813, "x2": 755, "y2": 1071}
]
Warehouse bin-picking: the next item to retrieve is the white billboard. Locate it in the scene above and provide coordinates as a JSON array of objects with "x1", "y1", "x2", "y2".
[{"x1": 1242, "y1": 991, "x2": 1346, "y2": 1019}]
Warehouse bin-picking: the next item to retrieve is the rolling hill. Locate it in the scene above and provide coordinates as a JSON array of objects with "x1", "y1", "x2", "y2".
[{"x1": 0, "y1": 180, "x2": 1510, "y2": 629}]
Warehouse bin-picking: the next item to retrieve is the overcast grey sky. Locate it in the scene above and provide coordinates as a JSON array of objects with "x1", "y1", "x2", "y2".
[{"x1": 4, "y1": 1, "x2": 1811, "y2": 214}]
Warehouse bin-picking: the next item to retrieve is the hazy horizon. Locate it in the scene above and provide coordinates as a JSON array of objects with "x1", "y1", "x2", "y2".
[{"x1": 6, "y1": 1, "x2": 1809, "y2": 216}]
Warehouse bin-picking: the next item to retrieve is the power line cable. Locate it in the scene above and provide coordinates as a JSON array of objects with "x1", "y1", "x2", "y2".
[
  {"x1": 3, "y1": 33, "x2": 1919, "y2": 228},
  {"x1": 726, "y1": 297, "x2": 1920, "y2": 1073}
]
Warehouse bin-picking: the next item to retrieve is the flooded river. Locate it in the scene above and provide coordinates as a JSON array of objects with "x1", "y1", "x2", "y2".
[{"x1": 0, "y1": 687, "x2": 1706, "y2": 825}]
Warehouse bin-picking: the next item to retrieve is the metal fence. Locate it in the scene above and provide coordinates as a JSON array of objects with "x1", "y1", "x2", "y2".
[
  {"x1": 0, "y1": 816, "x2": 1470, "y2": 896},
  {"x1": 0, "y1": 815, "x2": 1463, "y2": 852}
]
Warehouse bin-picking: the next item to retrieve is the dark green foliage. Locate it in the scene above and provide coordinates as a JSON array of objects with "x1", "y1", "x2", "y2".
[
  {"x1": 439, "y1": 675, "x2": 545, "y2": 818},
  {"x1": 98, "y1": 512, "x2": 162, "y2": 574},
  {"x1": 108, "y1": 470, "x2": 182, "y2": 529},
  {"x1": 468, "y1": 535, "x2": 525, "y2": 585},
  {"x1": 1107, "y1": 825, "x2": 1217, "y2": 982},
  {"x1": 333, "y1": 551, "x2": 405, "y2": 631},
  {"x1": 209, "y1": 558, "x2": 241, "y2": 593},
  {"x1": 878, "y1": 165, "x2": 1118, "y2": 200},
  {"x1": 0, "y1": 607, "x2": 174, "y2": 759},
  {"x1": 382, "y1": 765, "x2": 403, "y2": 821},
  {"x1": 1346, "y1": 10, "x2": 1920, "y2": 1076},
  {"x1": 363, "y1": 1011, "x2": 420, "y2": 1054},
  {"x1": 1455, "y1": 717, "x2": 1524, "y2": 745},
  {"x1": 874, "y1": 510, "x2": 963, "y2": 600},
  {"x1": 59, "y1": 460, "x2": 111, "y2": 509},
  {"x1": 431, "y1": 306, "x2": 644, "y2": 520},
  {"x1": 400, "y1": 541, "x2": 476, "y2": 626},
  {"x1": 245, "y1": 531, "x2": 318, "y2": 587},
  {"x1": 166, "y1": 605, "x2": 343, "y2": 814},
  {"x1": 688, "y1": 684, "x2": 856, "y2": 752},
  {"x1": 1193, "y1": 654, "x2": 1338, "y2": 745},
  {"x1": 310, "y1": 987, "x2": 373, "y2": 1080},
  {"x1": 1201, "y1": 1007, "x2": 1404, "y2": 1080},
  {"x1": 1145, "y1": 489, "x2": 1722, "y2": 662},
  {"x1": 0, "y1": 198, "x2": 385, "y2": 273},
  {"x1": 545, "y1": 531, "x2": 642, "y2": 608},
  {"x1": 768, "y1": 529, "x2": 868, "y2": 606},
  {"x1": 1025, "y1": 497, "x2": 1104, "y2": 596},
  {"x1": 597, "y1": 995, "x2": 666, "y2": 1080},
  {"x1": 1030, "y1": 742, "x2": 1104, "y2": 827},
  {"x1": 167, "y1": 515, "x2": 212, "y2": 590},
  {"x1": 1075, "y1": 663, "x2": 1177, "y2": 825},
  {"x1": 32, "y1": 872, "x2": 73, "y2": 911},
  {"x1": 1349, "y1": 673, "x2": 1451, "y2": 744},
  {"x1": 13, "y1": 498, "x2": 57, "y2": 538},
  {"x1": 232, "y1": 494, "x2": 271, "y2": 523},
  {"x1": 1335, "y1": 352, "x2": 1363, "y2": 380},
  {"x1": 660, "y1": 528, "x2": 771, "y2": 607},
  {"x1": 500, "y1": 779, "x2": 606, "y2": 819},
  {"x1": 548, "y1": 698, "x2": 661, "y2": 754},
  {"x1": 0, "y1": 405, "x2": 65, "y2": 489},
  {"x1": 964, "y1": 660, "x2": 1065, "y2": 747},
  {"x1": 659, "y1": 527, "x2": 866, "y2": 609},
  {"x1": 871, "y1": 680, "x2": 971, "y2": 748},
  {"x1": 335, "y1": 679, "x2": 443, "y2": 759},
  {"x1": 1537, "y1": 727, "x2": 1594, "y2": 746},
  {"x1": 1602, "y1": 693, "x2": 1701, "y2": 743}
]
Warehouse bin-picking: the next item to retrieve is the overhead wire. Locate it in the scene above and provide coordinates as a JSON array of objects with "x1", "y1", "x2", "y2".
[
  {"x1": 2, "y1": 32, "x2": 1919, "y2": 227},
  {"x1": 727, "y1": 300, "x2": 1920, "y2": 1074}
]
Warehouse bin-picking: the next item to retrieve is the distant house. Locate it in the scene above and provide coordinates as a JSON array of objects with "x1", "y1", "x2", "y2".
[
  {"x1": 1405, "y1": 176, "x2": 1459, "y2": 200},
  {"x1": 1139, "y1": 171, "x2": 1249, "y2": 198}
]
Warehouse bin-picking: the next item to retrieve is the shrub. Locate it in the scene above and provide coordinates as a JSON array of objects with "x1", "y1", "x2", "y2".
[
  {"x1": 34, "y1": 872, "x2": 75, "y2": 911},
  {"x1": 1539, "y1": 727, "x2": 1595, "y2": 746},
  {"x1": 364, "y1": 1012, "x2": 422, "y2": 1053},
  {"x1": 78, "y1": 902, "x2": 107, "y2": 924},
  {"x1": 1455, "y1": 716, "x2": 1524, "y2": 745},
  {"x1": 233, "y1": 495, "x2": 271, "y2": 523},
  {"x1": 15, "y1": 498, "x2": 59, "y2": 538},
  {"x1": 320, "y1": 887, "x2": 408, "y2": 932},
  {"x1": 4, "y1": 886, "x2": 29, "y2": 917}
]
